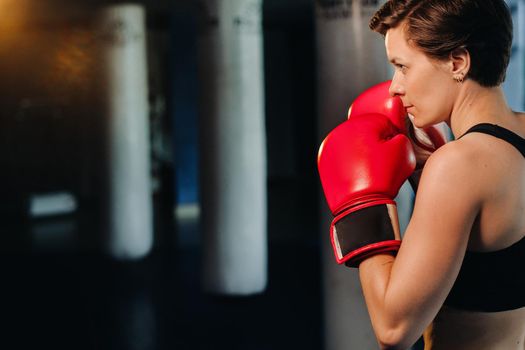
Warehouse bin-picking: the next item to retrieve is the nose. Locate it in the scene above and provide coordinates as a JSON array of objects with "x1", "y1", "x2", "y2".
[{"x1": 388, "y1": 79, "x2": 404, "y2": 97}]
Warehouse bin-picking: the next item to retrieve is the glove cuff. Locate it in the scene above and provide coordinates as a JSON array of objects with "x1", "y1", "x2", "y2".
[
  {"x1": 330, "y1": 203, "x2": 401, "y2": 267},
  {"x1": 332, "y1": 195, "x2": 395, "y2": 217}
]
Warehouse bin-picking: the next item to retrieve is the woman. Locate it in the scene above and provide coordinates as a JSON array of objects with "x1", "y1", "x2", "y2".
[
  {"x1": 319, "y1": 0, "x2": 525, "y2": 349},
  {"x1": 367, "y1": 0, "x2": 525, "y2": 349}
]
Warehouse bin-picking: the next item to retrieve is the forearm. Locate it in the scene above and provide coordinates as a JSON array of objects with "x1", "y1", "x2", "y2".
[
  {"x1": 337, "y1": 202, "x2": 408, "y2": 346},
  {"x1": 358, "y1": 254, "x2": 419, "y2": 350}
]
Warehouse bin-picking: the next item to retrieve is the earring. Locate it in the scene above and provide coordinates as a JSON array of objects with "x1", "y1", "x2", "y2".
[{"x1": 453, "y1": 74, "x2": 464, "y2": 83}]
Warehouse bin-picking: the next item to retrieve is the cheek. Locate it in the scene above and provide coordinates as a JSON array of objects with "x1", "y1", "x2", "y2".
[
  {"x1": 421, "y1": 93, "x2": 452, "y2": 123},
  {"x1": 411, "y1": 70, "x2": 452, "y2": 117},
  {"x1": 411, "y1": 91, "x2": 450, "y2": 127}
]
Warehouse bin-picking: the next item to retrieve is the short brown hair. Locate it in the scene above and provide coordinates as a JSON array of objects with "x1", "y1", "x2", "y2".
[{"x1": 369, "y1": 0, "x2": 513, "y2": 87}]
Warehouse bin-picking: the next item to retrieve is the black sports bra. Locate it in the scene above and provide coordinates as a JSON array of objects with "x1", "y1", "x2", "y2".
[{"x1": 444, "y1": 123, "x2": 525, "y2": 312}]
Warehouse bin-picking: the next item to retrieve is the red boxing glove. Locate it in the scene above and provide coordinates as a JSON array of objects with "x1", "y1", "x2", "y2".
[
  {"x1": 317, "y1": 113, "x2": 416, "y2": 267},
  {"x1": 347, "y1": 80, "x2": 407, "y2": 133},
  {"x1": 347, "y1": 80, "x2": 447, "y2": 172}
]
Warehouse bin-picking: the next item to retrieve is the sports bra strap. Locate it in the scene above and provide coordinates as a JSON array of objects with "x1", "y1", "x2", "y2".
[{"x1": 459, "y1": 123, "x2": 525, "y2": 158}]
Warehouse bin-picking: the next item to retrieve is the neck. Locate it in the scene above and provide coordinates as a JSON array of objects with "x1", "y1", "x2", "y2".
[{"x1": 448, "y1": 81, "x2": 512, "y2": 138}]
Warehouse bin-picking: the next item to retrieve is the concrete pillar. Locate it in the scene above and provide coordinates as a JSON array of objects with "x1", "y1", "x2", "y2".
[
  {"x1": 503, "y1": 0, "x2": 525, "y2": 110},
  {"x1": 315, "y1": 1, "x2": 411, "y2": 349},
  {"x1": 197, "y1": 0, "x2": 267, "y2": 295},
  {"x1": 94, "y1": 4, "x2": 153, "y2": 259},
  {"x1": 515, "y1": 1, "x2": 525, "y2": 110}
]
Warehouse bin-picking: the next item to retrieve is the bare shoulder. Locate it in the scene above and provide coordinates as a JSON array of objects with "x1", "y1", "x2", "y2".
[
  {"x1": 412, "y1": 139, "x2": 485, "y2": 231},
  {"x1": 409, "y1": 137, "x2": 484, "y2": 232},
  {"x1": 420, "y1": 133, "x2": 507, "y2": 193},
  {"x1": 420, "y1": 139, "x2": 482, "y2": 190},
  {"x1": 424, "y1": 139, "x2": 473, "y2": 169}
]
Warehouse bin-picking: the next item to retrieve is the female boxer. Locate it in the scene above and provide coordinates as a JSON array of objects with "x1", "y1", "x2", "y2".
[{"x1": 318, "y1": 0, "x2": 525, "y2": 349}]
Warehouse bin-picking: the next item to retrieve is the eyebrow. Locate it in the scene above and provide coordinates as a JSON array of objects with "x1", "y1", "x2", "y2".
[{"x1": 389, "y1": 57, "x2": 402, "y2": 64}]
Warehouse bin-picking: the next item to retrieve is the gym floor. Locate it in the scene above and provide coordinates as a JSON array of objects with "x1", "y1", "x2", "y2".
[{"x1": 0, "y1": 179, "x2": 323, "y2": 350}]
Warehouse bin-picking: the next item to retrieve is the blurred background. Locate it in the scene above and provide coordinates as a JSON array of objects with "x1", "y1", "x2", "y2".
[{"x1": 0, "y1": 0, "x2": 523, "y2": 349}]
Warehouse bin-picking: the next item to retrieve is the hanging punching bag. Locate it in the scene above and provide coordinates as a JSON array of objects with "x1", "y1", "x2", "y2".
[
  {"x1": 93, "y1": 4, "x2": 153, "y2": 260},
  {"x1": 314, "y1": 1, "x2": 403, "y2": 349},
  {"x1": 197, "y1": 0, "x2": 267, "y2": 295}
]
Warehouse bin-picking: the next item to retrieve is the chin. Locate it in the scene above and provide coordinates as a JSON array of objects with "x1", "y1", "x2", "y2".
[
  {"x1": 411, "y1": 115, "x2": 436, "y2": 129},
  {"x1": 413, "y1": 121, "x2": 429, "y2": 129},
  {"x1": 408, "y1": 113, "x2": 421, "y2": 128}
]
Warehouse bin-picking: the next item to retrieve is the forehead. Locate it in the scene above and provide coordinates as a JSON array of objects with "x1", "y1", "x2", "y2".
[
  {"x1": 385, "y1": 26, "x2": 451, "y2": 73},
  {"x1": 384, "y1": 26, "x2": 412, "y2": 60}
]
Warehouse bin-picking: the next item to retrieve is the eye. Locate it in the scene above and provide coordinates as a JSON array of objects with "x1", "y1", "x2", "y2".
[{"x1": 395, "y1": 64, "x2": 407, "y2": 73}]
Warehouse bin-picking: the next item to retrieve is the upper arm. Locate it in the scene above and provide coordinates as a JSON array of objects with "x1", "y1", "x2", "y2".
[{"x1": 361, "y1": 143, "x2": 483, "y2": 347}]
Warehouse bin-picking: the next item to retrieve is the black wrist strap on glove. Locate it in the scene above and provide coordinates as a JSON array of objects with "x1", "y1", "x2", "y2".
[{"x1": 331, "y1": 204, "x2": 401, "y2": 267}]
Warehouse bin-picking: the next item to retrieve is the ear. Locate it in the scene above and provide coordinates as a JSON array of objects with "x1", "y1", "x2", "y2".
[{"x1": 449, "y1": 47, "x2": 470, "y2": 76}]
